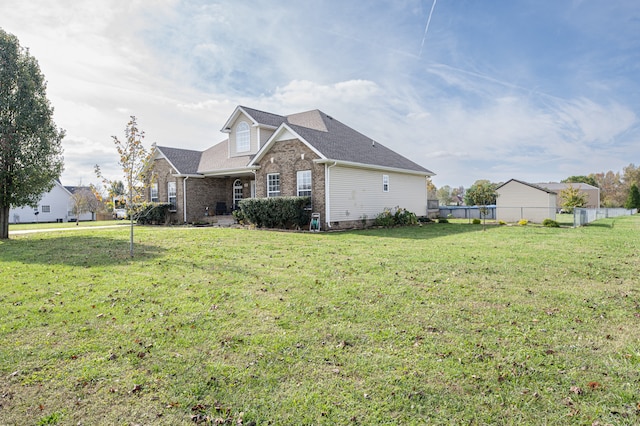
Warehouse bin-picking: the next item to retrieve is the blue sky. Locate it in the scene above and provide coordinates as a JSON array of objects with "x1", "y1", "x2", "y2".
[{"x1": 1, "y1": 0, "x2": 638, "y2": 189}]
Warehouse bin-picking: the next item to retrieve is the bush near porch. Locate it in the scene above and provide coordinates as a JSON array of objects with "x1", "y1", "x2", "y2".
[{"x1": 237, "y1": 196, "x2": 311, "y2": 229}]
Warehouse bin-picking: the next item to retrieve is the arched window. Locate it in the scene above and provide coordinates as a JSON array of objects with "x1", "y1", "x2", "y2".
[
  {"x1": 236, "y1": 122, "x2": 250, "y2": 152},
  {"x1": 233, "y1": 179, "x2": 243, "y2": 209}
]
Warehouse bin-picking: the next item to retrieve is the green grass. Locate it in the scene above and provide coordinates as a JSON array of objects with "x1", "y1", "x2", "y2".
[
  {"x1": 1, "y1": 216, "x2": 639, "y2": 425},
  {"x1": 9, "y1": 220, "x2": 128, "y2": 231}
]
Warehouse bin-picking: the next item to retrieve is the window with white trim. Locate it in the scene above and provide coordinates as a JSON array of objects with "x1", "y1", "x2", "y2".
[
  {"x1": 297, "y1": 170, "x2": 312, "y2": 197},
  {"x1": 150, "y1": 183, "x2": 158, "y2": 202},
  {"x1": 267, "y1": 173, "x2": 280, "y2": 197},
  {"x1": 236, "y1": 121, "x2": 250, "y2": 152},
  {"x1": 383, "y1": 174, "x2": 389, "y2": 192},
  {"x1": 168, "y1": 182, "x2": 177, "y2": 211},
  {"x1": 233, "y1": 179, "x2": 243, "y2": 209}
]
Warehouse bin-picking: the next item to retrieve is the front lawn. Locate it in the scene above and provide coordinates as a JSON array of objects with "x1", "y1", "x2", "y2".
[{"x1": 1, "y1": 216, "x2": 639, "y2": 424}]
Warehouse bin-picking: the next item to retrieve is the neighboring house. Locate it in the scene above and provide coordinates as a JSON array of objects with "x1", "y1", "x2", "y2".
[
  {"x1": 496, "y1": 179, "x2": 557, "y2": 223},
  {"x1": 9, "y1": 181, "x2": 96, "y2": 223},
  {"x1": 149, "y1": 106, "x2": 434, "y2": 229},
  {"x1": 536, "y1": 182, "x2": 600, "y2": 209}
]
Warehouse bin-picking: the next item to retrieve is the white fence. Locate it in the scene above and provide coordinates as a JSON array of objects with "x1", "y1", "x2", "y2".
[{"x1": 573, "y1": 208, "x2": 637, "y2": 226}]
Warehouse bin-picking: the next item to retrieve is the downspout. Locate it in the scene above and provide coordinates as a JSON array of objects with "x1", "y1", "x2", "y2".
[
  {"x1": 325, "y1": 161, "x2": 337, "y2": 228},
  {"x1": 183, "y1": 176, "x2": 190, "y2": 223}
]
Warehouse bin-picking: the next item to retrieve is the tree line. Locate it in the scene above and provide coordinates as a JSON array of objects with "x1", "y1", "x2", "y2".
[{"x1": 430, "y1": 164, "x2": 640, "y2": 211}]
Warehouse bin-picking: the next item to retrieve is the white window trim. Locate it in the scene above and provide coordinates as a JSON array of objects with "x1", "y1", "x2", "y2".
[
  {"x1": 168, "y1": 182, "x2": 177, "y2": 211},
  {"x1": 236, "y1": 121, "x2": 250, "y2": 153},
  {"x1": 233, "y1": 179, "x2": 243, "y2": 209},
  {"x1": 150, "y1": 183, "x2": 159, "y2": 202},
  {"x1": 297, "y1": 170, "x2": 312, "y2": 197},
  {"x1": 383, "y1": 174, "x2": 389, "y2": 192},
  {"x1": 267, "y1": 173, "x2": 281, "y2": 197}
]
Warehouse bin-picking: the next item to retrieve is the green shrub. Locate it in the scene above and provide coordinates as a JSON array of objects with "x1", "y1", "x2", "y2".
[
  {"x1": 518, "y1": 219, "x2": 529, "y2": 226},
  {"x1": 438, "y1": 217, "x2": 449, "y2": 223},
  {"x1": 417, "y1": 216, "x2": 432, "y2": 223},
  {"x1": 238, "y1": 197, "x2": 311, "y2": 229},
  {"x1": 374, "y1": 207, "x2": 418, "y2": 227},
  {"x1": 542, "y1": 218, "x2": 559, "y2": 227},
  {"x1": 498, "y1": 220, "x2": 506, "y2": 225},
  {"x1": 394, "y1": 207, "x2": 417, "y2": 225},
  {"x1": 134, "y1": 203, "x2": 171, "y2": 225},
  {"x1": 374, "y1": 209, "x2": 396, "y2": 227},
  {"x1": 232, "y1": 208, "x2": 245, "y2": 224},
  {"x1": 472, "y1": 218, "x2": 481, "y2": 224}
]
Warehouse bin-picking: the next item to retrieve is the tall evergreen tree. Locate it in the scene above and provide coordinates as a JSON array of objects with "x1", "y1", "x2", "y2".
[
  {"x1": 0, "y1": 29, "x2": 65, "y2": 239},
  {"x1": 625, "y1": 183, "x2": 640, "y2": 210}
]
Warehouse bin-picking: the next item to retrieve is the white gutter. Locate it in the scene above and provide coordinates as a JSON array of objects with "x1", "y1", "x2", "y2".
[
  {"x1": 183, "y1": 176, "x2": 190, "y2": 223},
  {"x1": 325, "y1": 161, "x2": 337, "y2": 228},
  {"x1": 314, "y1": 158, "x2": 433, "y2": 177}
]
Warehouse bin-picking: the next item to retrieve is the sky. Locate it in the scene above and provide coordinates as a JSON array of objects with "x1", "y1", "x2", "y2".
[{"x1": 1, "y1": 0, "x2": 639, "y2": 189}]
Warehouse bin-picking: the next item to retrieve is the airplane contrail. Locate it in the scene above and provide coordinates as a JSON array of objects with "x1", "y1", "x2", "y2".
[{"x1": 419, "y1": 0, "x2": 437, "y2": 58}]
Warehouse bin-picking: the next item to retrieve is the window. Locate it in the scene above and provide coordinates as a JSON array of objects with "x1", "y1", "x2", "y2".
[
  {"x1": 297, "y1": 170, "x2": 312, "y2": 196},
  {"x1": 383, "y1": 174, "x2": 389, "y2": 192},
  {"x1": 267, "y1": 173, "x2": 280, "y2": 197},
  {"x1": 236, "y1": 121, "x2": 250, "y2": 152},
  {"x1": 233, "y1": 179, "x2": 243, "y2": 209},
  {"x1": 168, "y1": 182, "x2": 177, "y2": 211},
  {"x1": 41, "y1": 205, "x2": 51, "y2": 213},
  {"x1": 150, "y1": 183, "x2": 158, "y2": 202}
]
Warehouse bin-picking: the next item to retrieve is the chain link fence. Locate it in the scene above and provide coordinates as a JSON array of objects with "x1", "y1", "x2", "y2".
[{"x1": 573, "y1": 208, "x2": 637, "y2": 226}]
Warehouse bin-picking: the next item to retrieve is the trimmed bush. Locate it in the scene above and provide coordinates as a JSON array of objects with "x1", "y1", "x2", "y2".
[
  {"x1": 542, "y1": 218, "x2": 560, "y2": 227},
  {"x1": 238, "y1": 196, "x2": 311, "y2": 229},
  {"x1": 518, "y1": 219, "x2": 529, "y2": 226},
  {"x1": 437, "y1": 218, "x2": 449, "y2": 223},
  {"x1": 135, "y1": 203, "x2": 171, "y2": 225},
  {"x1": 472, "y1": 218, "x2": 481, "y2": 225}
]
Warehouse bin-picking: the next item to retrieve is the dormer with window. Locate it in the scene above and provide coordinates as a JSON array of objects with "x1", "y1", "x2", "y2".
[{"x1": 222, "y1": 106, "x2": 282, "y2": 158}]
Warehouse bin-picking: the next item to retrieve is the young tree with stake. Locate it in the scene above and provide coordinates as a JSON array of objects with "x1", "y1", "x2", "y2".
[{"x1": 96, "y1": 116, "x2": 153, "y2": 257}]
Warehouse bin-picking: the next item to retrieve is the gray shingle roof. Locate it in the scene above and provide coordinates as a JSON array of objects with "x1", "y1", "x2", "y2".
[
  {"x1": 155, "y1": 106, "x2": 433, "y2": 176},
  {"x1": 284, "y1": 110, "x2": 432, "y2": 174},
  {"x1": 156, "y1": 146, "x2": 202, "y2": 175}
]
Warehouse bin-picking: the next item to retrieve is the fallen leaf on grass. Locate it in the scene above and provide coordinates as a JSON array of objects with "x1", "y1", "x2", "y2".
[
  {"x1": 587, "y1": 381, "x2": 601, "y2": 389},
  {"x1": 570, "y1": 386, "x2": 583, "y2": 395}
]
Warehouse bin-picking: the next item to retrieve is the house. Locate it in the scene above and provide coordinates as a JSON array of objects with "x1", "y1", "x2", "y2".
[
  {"x1": 536, "y1": 182, "x2": 600, "y2": 209},
  {"x1": 496, "y1": 179, "x2": 557, "y2": 223},
  {"x1": 149, "y1": 106, "x2": 434, "y2": 229},
  {"x1": 9, "y1": 180, "x2": 96, "y2": 223}
]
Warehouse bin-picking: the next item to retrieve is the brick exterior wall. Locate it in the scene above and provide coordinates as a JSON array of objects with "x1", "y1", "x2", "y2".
[
  {"x1": 150, "y1": 158, "x2": 254, "y2": 223},
  {"x1": 253, "y1": 139, "x2": 326, "y2": 220}
]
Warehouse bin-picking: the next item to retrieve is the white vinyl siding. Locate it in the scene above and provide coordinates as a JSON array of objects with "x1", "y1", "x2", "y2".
[{"x1": 328, "y1": 166, "x2": 427, "y2": 222}]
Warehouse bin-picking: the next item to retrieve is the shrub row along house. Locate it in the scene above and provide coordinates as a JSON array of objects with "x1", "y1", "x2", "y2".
[{"x1": 149, "y1": 106, "x2": 434, "y2": 229}]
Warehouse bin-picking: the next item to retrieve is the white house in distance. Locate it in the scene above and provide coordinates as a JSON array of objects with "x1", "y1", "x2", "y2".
[
  {"x1": 9, "y1": 180, "x2": 95, "y2": 223},
  {"x1": 496, "y1": 179, "x2": 557, "y2": 223}
]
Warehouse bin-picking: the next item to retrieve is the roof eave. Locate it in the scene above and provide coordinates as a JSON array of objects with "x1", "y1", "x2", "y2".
[{"x1": 313, "y1": 159, "x2": 434, "y2": 177}]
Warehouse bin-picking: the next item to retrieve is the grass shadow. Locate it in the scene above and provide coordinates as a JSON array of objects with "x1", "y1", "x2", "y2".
[
  {"x1": 0, "y1": 234, "x2": 165, "y2": 267},
  {"x1": 339, "y1": 222, "x2": 503, "y2": 240}
]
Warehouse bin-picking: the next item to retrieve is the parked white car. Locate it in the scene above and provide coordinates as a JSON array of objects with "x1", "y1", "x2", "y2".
[{"x1": 114, "y1": 208, "x2": 127, "y2": 219}]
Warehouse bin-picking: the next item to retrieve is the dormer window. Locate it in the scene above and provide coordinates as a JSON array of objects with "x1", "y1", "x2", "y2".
[{"x1": 236, "y1": 121, "x2": 250, "y2": 152}]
